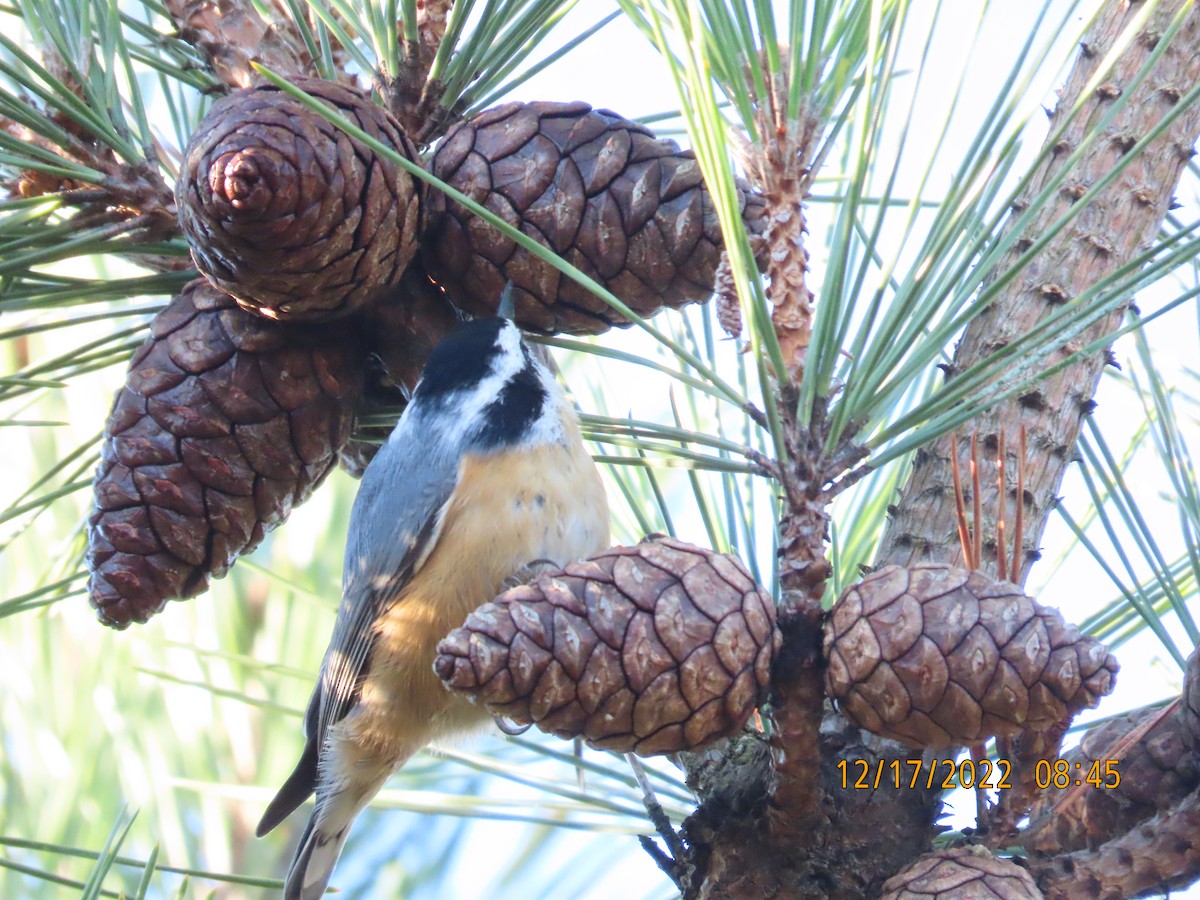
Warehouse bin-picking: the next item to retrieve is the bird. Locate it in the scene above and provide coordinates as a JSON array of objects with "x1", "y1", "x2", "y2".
[{"x1": 255, "y1": 312, "x2": 610, "y2": 899}]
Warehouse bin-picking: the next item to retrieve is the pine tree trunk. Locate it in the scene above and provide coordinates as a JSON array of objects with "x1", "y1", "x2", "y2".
[{"x1": 878, "y1": 0, "x2": 1200, "y2": 581}]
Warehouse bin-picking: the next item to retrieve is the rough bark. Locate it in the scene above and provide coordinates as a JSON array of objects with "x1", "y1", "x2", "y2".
[
  {"x1": 1033, "y1": 788, "x2": 1200, "y2": 899},
  {"x1": 878, "y1": 0, "x2": 1200, "y2": 579}
]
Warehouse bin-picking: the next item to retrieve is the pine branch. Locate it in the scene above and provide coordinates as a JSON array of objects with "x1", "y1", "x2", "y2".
[{"x1": 864, "y1": 0, "x2": 1200, "y2": 893}]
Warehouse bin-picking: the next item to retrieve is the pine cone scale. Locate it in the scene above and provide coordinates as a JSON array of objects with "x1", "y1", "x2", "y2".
[
  {"x1": 679, "y1": 646, "x2": 733, "y2": 708},
  {"x1": 113, "y1": 415, "x2": 178, "y2": 467},
  {"x1": 491, "y1": 134, "x2": 558, "y2": 209},
  {"x1": 713, "y1": 613, "x2": 757, "y2": 676},
  {"x1": 653, "y1": 586, "x2": 713, "y2": 661},
  {"x1": 100, "y1": 506, "x2": 160, "y2": 554},
  {"x1": 535, "y1": 102, "x2": 606, "y2": 151},
  {"x1": 181, "y1": 435, "x2": 254, "y2": 493},
  {"x1": 623, "y1": 611, "x2": 674, "y2": 692},
  {"x1": 524, "y1": 161, "x2": 585, "y2": 252},
  {"x1": 94, "y1": 463, "x2": 140, "y2": 511},
  {"x1": 610, "y1": 160, "x2": 661, "y2": 233},
  {"x1": 126, "y1": 343, "x2": 186, "y2": 395},
  {"x1": 133, "y1": 464, "x2": 205, "y2": 516},
  {"x1": 166, "y1": 309, "x2": 232, "y2": 373},
  {"x1": 530, "y1": 661, "x2": 575, "y2": 721},
  {"x1": 612, "y1": 553, "x2": 674, "y2": 610},
  {"x1": 891, "y1": 636, "x2": 949, "y2": 711},
  {"x1": 552, "y1": 606, "x2": 596, "y2": 679},
  {"x1": 578, "y1": 645, "x2": 623, "y2": 714},
  {"x1": 576, "y1": 128, "x2": 631, "y2": 195},
  {"x1": 476, "y1": 118, "x2": 541, "y2": 163},
  {"x1": 931, "y1": 683, "x2": 981, "y2": 739}
]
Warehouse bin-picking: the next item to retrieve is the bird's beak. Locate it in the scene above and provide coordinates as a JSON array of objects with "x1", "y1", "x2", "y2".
[{"x1": 497, "y1": 281, "x2": 516, "y2": 320}]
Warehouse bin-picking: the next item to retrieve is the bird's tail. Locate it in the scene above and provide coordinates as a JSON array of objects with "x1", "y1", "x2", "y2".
[
  {"x1": 280, "y1": 756, "x2": 400, "y2": 900},
  {"x1": 282, "y1": 802, "x2": 358, "y2": 900}
]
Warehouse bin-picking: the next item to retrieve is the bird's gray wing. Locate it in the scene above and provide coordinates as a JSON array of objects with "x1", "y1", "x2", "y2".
[
  {"x1": 317, "y1": 429, "x2": 463, "y2": 741},
  {"x1": 256, "y1": 428, "x2": 461, "y2": 835}
]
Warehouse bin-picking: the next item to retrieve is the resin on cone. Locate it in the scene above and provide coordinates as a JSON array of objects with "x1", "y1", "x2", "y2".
[
  {"x1": 177, "y1": 77, "x2": 422, "y2": 321},
  {"x1": 87, "y1": 279, "x2": 363, "y2": 627},
  {"x1": 435, "y1": 536, "x2": 779, "y2": 755}
]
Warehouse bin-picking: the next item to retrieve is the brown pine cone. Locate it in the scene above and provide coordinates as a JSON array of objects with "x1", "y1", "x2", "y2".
[
  {"x1": 824, "y1": 564, "x2": 1118, "y2": 748},
  {"x1": 87, "y1": 279, "x2": 363, "y2": 627},
  {"x1": 434, "y1": 537, "x2": 779, "y2": 755},
  {"x1": 881, "y1": 846, "x2": 1043, "y2": 899},
  {"x1": 1182, "y1": 645, "x2": 1200, "y2": 752},
  {"x1": 177, "y1": 77, "x2": 422, "y2": 321},
  {"x1": 1024, "y1": 703, "x2": 1199, "y2": 853},
  {"x1": 422, "y1": 100, "x2": 767, "y2": 335}
]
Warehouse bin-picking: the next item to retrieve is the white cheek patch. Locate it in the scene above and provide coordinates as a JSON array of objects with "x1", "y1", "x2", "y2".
[
  {"x1": 389, "y1": 320, "x2": 572, "y2": 452},
  {"x1": 437, "y1": 321, "x2": 530, "y2": 447},
  {"x1": 527, "y1": 384, "x2": 570, "y2": 447}
]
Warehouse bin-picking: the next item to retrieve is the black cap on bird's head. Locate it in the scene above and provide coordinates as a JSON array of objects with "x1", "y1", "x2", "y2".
[
  {"x1": 414, "y1": 283, "x2": 529, "y2": 401},
  {"x1": 409, "y1": 285, "x2": 552, "y2": 449},
  {"x1": 413, "y1": 316, "x2": 514, "y2": 401}
]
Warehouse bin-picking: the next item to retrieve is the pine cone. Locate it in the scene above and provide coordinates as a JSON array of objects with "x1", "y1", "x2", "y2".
[
  {"x1": 177, "y1": 77, "x2": 422, "y2": 321},
  {"x1": 881, "y1": 846, "x2": 1043, "y2": 899},
  {"x1": 1025, "y1": 704, "x2": 1200, "y2": 853},
  {"x1": 87, "y1": 279, "x2": 363, "y2": 627},
  {"x1": 434, "y1": 537, "x2": 779, "y2": 755},
  {"x1": 824, "y1": 564, "x2": 1118, "y2": 748},
  {"x1": 422, "y1": 100, "x2": 766, "y2": 335},
  {"x1": 1182, "y1": 645, "x2": 1200, "y2": 752}
]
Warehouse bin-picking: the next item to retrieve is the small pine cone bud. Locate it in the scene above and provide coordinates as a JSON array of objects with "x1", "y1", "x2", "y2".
[
  {"x1": 177, "y1": 77, "x2": 422, "y2": 321},
  {"x1": 434, "y1": 537, "x2": 780, "y2": 755},
  {"x1": 1025, "y1": 704, "x2": 1200, "y2": 853},
  {"x1": 87, "y1": 279, "x2": 363, "y2": 627},
  {"x1": 1182, "y1": 644, "x2": 1200, "y2": 752},
  {"x1": 881, "y1": 846, "x2": 1043, "y2": 900},
  {"x1": 824, "y1": 564, "x2": 1118, "y2": 748},
  {"x1": 422, "y1": 100, "x2": 764, "y2": 335}
]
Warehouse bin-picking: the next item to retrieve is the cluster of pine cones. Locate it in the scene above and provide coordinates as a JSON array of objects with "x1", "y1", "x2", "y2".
[
  {"x1": 86, "y1": 77, "x2": 1142, "y2": 846},
  {"x1": 86, "y1": 76, "x2": 782, "y2": 760},
  {"x1": 87, "y1": 76, "x2": 765, "y2": 629}
]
